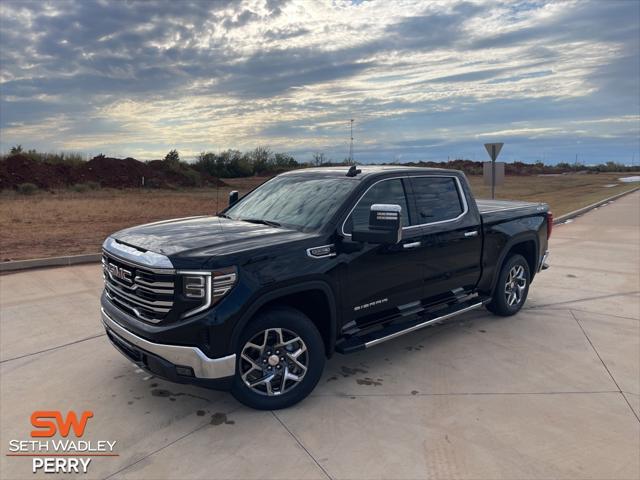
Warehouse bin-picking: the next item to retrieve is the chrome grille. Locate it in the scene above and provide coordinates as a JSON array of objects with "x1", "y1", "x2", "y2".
[{"x1": 102, "y1": 252, "x2": 175, "y2": 324}]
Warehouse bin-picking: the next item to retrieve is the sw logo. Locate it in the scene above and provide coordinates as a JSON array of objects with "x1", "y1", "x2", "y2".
[
  {"x1": 30, "y1": 411, "x2": 95, "y2": 473},
  {"x1": 7, "y1": 410, "x2": 117, "y2": 474},
  {"x1": 31, "y1": 410, "x2": 93, "y2": 438}
]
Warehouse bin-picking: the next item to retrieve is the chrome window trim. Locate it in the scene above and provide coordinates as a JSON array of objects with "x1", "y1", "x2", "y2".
[{"x1": 341, "y1": 175, "x2": 469, "y2": 237}]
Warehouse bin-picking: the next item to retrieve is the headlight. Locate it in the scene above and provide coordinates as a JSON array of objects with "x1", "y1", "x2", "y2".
[
  {"x1": 179, "y1": 267, "x2": 237, "y2": 318},
  {"x1": 211, "y1": 268, "x2": 238, "y2": 302},
  {"x1": 184, "y1": 275, "x2": 206, "y2": 298}
]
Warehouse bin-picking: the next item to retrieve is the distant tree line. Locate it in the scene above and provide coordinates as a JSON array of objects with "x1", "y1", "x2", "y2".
[
  {"x1": 193, "y1": 147, "x2": 301, "y2": 177},
  {"x1": 2, "y1": 145, "x2": 637, "y2": 184},
  {"x1": 401, "y1": 158, "x2": 638, "y2": 175}
]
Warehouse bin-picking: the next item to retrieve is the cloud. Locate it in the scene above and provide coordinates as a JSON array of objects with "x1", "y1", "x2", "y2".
[{"x1": 0, "y1": 0, "x2": 638, "y2": 164}]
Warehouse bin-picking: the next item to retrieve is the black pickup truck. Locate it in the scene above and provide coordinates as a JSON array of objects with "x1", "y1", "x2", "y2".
[{"x1": 101, "y1": 166, "x2": 551, "y2": 409}]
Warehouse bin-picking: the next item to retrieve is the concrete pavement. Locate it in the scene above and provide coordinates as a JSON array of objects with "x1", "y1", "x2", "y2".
[{"x1": 1, "y1": 192, "x2": 639, "y2": 479}]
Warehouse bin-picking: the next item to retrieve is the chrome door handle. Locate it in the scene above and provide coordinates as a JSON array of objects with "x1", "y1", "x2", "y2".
[
  {"x1": 464, "y1": 231, "x2": 478, "y2": 237},
  {"x1": 403, "y1": 241, "x2": 421, "y2": 249}
]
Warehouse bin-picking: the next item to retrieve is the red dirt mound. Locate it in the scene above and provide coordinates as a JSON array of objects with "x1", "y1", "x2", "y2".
[
  {"x1": 0, "y1": 154, "x2": 75, "y2": 189},
  {"x1": 0, "y1": 155, "x2": 222, "y2": 190},
  {"x1": 76, "y1": 157, "x2": 151, "y2": 188}
]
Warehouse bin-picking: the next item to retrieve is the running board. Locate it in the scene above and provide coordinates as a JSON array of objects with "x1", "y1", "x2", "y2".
[{"x1": 335, "y1": 300, "x2": 485, "y2": 354}]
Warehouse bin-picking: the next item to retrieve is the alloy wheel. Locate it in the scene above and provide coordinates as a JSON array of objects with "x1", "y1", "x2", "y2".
[
  {"x1": 239, "y1": 328, "x2": 308, "y2": 396},
  {"x1": 504, "y1": 264, "x2": 527, "y2": 307}
]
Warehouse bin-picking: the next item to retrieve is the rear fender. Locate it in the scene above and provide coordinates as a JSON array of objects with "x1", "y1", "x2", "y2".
[{"x1": 489, "y1": 233, "x2": 539, "y2": 295}]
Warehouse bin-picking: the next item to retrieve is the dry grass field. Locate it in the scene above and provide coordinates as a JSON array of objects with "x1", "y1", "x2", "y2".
[{"x1": 1, "y1": 172, "x2": 637, "y2": 261}]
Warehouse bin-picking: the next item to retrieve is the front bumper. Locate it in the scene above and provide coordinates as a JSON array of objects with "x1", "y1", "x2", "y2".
[{"x1": 102, "y1": 308, "x2": 236, "y2": 382}]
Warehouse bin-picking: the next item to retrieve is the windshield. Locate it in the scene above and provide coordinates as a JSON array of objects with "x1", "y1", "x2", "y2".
[{"x1": 225, "y1": 175, "x2": 358, "y2": 231}]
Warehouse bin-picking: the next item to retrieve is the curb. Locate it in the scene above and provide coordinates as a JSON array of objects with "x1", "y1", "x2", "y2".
[
  {"x1": 0, "y1": 253, "x2": 102, "y2": 273},
  {"x1": 1, "y1": 186, "x2": 638, "y2": 273},
  {"x1": 553, "y1": 186, "x2": 639, "y2": 225}
]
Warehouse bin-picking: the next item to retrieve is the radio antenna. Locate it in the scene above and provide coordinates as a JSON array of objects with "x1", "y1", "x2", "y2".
[
  {"x1": 348, "y1": 119, "x2": 354, "y2": 165},
  {"x1": 216, "y1": 175, "x2": 220, "y2": 213}
]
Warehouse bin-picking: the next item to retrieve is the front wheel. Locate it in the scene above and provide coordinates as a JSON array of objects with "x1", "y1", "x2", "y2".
[
  {"x1": 486, "y1": 254, "x2": 531, "y2": 316},
  {"x1": 231, "y1": 307, "x2": 325, "y2": 410}
]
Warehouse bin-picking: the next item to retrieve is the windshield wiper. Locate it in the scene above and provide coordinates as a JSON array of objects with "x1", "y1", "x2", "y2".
[
  {"x1": 241, "y1": 218, "x2": 282, "y2": 228},
  {"x1": 218, "y1": 213, "x2": 232, "y2": 219}
]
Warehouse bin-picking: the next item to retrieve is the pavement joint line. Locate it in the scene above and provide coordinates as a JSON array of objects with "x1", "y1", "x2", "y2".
[
  {"x1": 569, "y1": 309, "x2": 640, "y2": 424},
  {"x1": 527, "y1": 291, "x2": 640, "y2": 310},
  {"x1": 0, "y1": 333, "x2": 106, "y2": 364},
  {"x1": 311, "y1": 391, "x2": 622, "y2": 398},
  {"x1": 0, "y1": 288, "x2": 102, "y2": 308},
  {"x1": 548, "y1": 263, "x2": 640, "y2": 274},
  {"x1": 622, "y1": 391, "x2": 640, "y2": 396},
  {"x1": 554, "y1": 240, "x2": 640, "y2": 248},
  {"x1": 271, "y1": 410, "x2": 333, "y2": 480},
  {"x1": 525, "y1": 306, "x2": 640, "y2": 323},
  {"x1": 103, "y1": 404, "x2": 245, "y2": 480},
  {"x1": 621, "y1": 392, "x2": 640, "y2": 415}
]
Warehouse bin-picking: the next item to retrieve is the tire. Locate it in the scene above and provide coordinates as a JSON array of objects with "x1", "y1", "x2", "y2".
[
  {"x1": 486, "y1": 254, "x2": 531, "y2": 316},
  {"x1": 231, "y1": 306, "x2": 325, "y2": 410}
]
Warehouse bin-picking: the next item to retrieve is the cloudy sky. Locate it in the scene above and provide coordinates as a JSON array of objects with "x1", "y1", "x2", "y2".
[{"x1": 1, "y1": 0, "x2": 638, "y2": 164}]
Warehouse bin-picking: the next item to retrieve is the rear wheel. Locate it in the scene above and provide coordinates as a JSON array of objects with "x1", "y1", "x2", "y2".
[
  {"x1": 486, "y1": 254, "x2": 530, "y2": 316},
  {"x1": 231, "y1": 307, "x2": 325, "y2": 410}
]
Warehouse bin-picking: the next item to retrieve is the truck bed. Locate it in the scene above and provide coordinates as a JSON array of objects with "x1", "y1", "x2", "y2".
[{"x1": 476, "y1": 199, "x2": 548, "y2": 223}]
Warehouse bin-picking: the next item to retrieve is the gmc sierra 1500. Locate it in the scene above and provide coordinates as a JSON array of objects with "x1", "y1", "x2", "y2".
[{"x1": 101, "y1": 166, "x2": 551, "y2": 409}]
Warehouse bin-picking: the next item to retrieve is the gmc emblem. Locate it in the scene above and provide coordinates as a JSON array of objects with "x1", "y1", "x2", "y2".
[{"x1": 107, "y1": 263, "x2": 132, "y2": 283}]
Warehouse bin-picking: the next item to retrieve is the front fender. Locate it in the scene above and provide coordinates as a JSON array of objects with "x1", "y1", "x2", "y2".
[{"x1": 229, "y1": 280, "x2": 338, "y2": 356}]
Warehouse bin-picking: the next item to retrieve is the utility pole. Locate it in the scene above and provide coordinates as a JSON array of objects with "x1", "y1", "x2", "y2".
[{"x1": 348, "y1": 119, "x2": 354, "y2": 165}]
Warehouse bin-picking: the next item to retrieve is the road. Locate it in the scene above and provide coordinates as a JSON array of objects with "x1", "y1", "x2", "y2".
[{"x1": 1, "y1": 192, "x2": 638, "y2": 479}]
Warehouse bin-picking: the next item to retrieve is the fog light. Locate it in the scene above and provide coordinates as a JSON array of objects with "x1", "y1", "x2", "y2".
[{"x1": 176, "y1": 365, "x2": 194, "y2": 377}]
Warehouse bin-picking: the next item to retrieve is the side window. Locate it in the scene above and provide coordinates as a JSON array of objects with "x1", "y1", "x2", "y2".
[
  {"x1": 344, "y1": 179, "x2": 409, "y2": 234},
  {"x1": 410, "y1": 177, "x2": 464, "y2": 225}
]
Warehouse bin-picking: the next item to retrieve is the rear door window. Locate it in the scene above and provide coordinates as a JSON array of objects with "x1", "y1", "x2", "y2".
[
  {"x1": 344, "y1": 178, "x2": 410, "y2": 234},
  {"x1": 409, "y1": 177, "x2": 464, "y2": 225}
]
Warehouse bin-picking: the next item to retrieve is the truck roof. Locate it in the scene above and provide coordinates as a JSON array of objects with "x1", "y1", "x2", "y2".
[{"x1": 282, "y1": 165, "x2": 455, "y2": 179}]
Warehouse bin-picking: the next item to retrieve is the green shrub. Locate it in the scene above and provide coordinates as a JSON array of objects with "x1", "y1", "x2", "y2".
[
  {"x1": 144, "y1": 178, "x2": 162, "y2": 189},
  {"x1": 5, "y1": 148, "x2": 86, "y2": 167},
  {"x1": 73, "y1": 184, "x2": 87, "y2": 192},
  {"x1": 16, "y1": 183, "x2": 38, "y2": 195},
  {"x1": 71, "y1": 183, "x2": 98, "y2": 192},
  {"x1": 182, "y1": 168, "x2": 202, "y2": 186}
]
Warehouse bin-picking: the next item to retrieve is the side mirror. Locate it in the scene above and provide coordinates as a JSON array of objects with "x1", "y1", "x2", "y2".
[
  {"x1": 352, "y1": 204, "x2": 402, "y2": 245},
  {"x1": 228, "y1": 190, "x2": 239, "y2": 206}
]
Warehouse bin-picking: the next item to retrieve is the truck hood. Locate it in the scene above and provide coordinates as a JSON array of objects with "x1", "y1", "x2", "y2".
[{"x1": 111, "y1": 215, "x2": 314, "y2": 257}]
